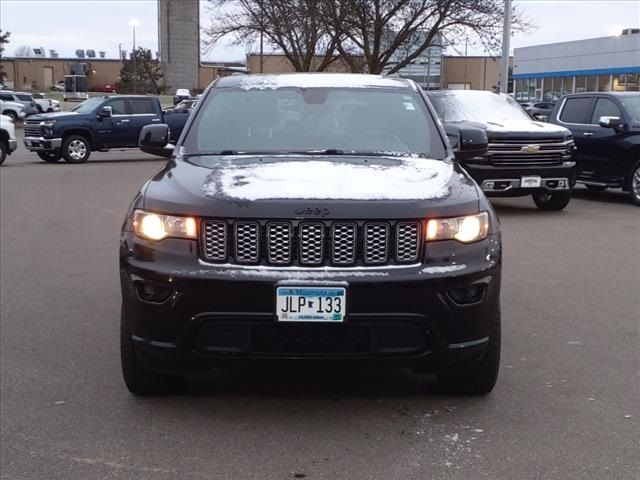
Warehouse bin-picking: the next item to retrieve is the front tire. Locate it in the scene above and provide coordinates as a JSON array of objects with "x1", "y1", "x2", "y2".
[
  {"x1": 0, "y1": 140, "x2": 7, "y2": 165},
  {"x1": 437, "y1": 309, "x2": 501, "y2": 395},
  {"x1": 120, "y1": 305, "x2": 184, "y2": 396},
  {"x1": 62, "y1": 135, "x2": 91, "y2": 163},
  {"x1": 628, "y1": 163, "x2": 640, "y2": 207},
  {"x1": 37, "y1": 151, "x2": 62, "y2": 163},
  {"x1": 532, "y1": 191, "x2": 572, "y2": 211}
]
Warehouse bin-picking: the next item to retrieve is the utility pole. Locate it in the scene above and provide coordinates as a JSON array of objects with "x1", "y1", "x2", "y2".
[
  {"x1": 500, "y1": 0, "x2": 512, "y2": 94},
  {"x1": 130, "y1": 20, "x2": 139, "y2": 93}
]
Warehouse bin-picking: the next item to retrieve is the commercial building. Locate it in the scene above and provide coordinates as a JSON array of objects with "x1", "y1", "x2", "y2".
[
  {"x1": 440, "y1": 56, "x2": 509, "y2": 91},
  {"x1": 513, "y1": 30, "x2": 640, "y2": 102}
]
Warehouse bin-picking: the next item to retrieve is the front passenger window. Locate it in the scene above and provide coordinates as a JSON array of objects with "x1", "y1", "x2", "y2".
[
  {"x1": 590, "y1": 98, "x2": 622, "y2": 124},
  {"x1": 107, "y1": 99, "x2": 128, "y2": 115}
]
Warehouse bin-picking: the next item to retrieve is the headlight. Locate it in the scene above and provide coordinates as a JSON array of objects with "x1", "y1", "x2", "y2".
[
  {"x1": 426, "y1": 212, "x2": 489, "y2": 244},
  {"x1": 133, "y1": 210, "x2": 197, "y2": 241},
  {"x1": 40, "y1": 120, "x2": 56, "y2": 127}
]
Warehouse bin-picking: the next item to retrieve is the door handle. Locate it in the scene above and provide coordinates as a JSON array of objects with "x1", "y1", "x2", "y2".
[
  {"x1": 583, "y1": 132, "x2": 593, "y2": 136},
  {"x1": 152, "y1": 118, "x2": 160, "y2": 122}
]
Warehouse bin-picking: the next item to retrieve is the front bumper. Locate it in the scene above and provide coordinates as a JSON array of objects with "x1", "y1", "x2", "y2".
[
  {"x1": 23, "y1": 137, "x2": 62, "y2": 151},
  {"x1": 8, "y1": 139, "x2": 17, "y2": 153},
  {"x1": 120, "y1": 232, "x2": 502, "y2": 375},
  {"x1": 464, "y1": 161, "x2": 576, "y2": 197}
]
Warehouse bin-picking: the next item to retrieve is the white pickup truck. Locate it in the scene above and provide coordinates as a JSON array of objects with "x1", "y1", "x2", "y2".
[{"x1": 0, "y1": 114, "x2": 18, "y2": 164}]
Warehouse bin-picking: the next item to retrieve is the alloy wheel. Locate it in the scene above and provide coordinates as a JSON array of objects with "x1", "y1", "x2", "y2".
[{"x1": 68, "y1": 139, "x2": 87, "y2": 161}]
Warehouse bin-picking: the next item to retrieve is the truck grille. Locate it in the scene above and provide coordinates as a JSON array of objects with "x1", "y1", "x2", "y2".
[
  {"x1": 201, "y1": 219, "x2": 422, "y2": 267},
  {"x1": 24, "y1": 122, "x2": 43, "y2": 138},
  {"x1": 488, "y1": 137, "x2": 572, "y2": 166}
]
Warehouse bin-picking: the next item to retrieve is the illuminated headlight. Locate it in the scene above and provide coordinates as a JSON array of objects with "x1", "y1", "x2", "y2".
[
  {"x1": 133, "y1": 210, "x2": 197, "y2": 241},
  {"x1": 426, "y1": 212, "x2": 489, "y2": 244}
]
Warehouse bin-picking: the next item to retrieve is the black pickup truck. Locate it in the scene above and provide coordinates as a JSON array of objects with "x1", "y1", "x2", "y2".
[
  {"x1": 428, "y1": 90, "x2": 576, "y2": 210},
  {"x1": 23, "y1": 95, "x2": 189, "y2": 163}
]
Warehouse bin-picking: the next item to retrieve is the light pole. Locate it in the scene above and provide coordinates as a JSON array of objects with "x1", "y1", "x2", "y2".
[
  {"x1": 500, "y1": 0, "x2": 512, "y2": 93},
  {"x1": 130, "y1": 19, "x2": 139, "y2": 93}
]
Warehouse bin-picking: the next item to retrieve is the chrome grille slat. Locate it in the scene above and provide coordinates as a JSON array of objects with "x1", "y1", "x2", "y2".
[
  {"x1": 396, "y1": 223, "x2": 420, "y2": 263},
  {"x1": 299, "y1": 222, "x2": 324, "y2": 265},
  {"x1": 202, "y1": 220, "x2": 421, "y2": 266},
  {"x1": 202, "y1": 221, "x2": 227, "y2": 261},
  {"x1": 267, "y1": 222, "x2": 292, "y2": 264},
  {"x1": 24, "y1": 123, "x2": 43, "y2": 137},
  {"x1": 235, "y1": 222, "x2": 260, "y2": 263},
  {"x1": 332, "y1": 223, "x2": 357, "y2": 265},
  {"x1": 364, "y1": 223, "x2": 389, "y2": 264}
]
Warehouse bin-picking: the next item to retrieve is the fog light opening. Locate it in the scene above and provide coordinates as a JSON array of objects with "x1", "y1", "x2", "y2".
[
  {"x1": 134, "y1": 282, "x2": 174, "y2": 303},
  {"x1": 447, "y1": 285, "x2": 486, "y2": 305}
]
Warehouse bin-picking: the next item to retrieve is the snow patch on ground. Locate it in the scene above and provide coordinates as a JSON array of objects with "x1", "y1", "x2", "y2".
[{"x1": 202, "y1": 159, "x2": 453, "y2": 201}]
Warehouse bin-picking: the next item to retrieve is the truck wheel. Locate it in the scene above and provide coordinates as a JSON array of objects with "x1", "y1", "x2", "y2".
[
  {"x1": 37, "y1": 151, "x2": 62, "y2": 163},
  {"x1": 4, "y1": 111, "x2": 18, "y2": 122},
  {"x1": 532, "y1": 191, "x2": 572, "y2": 211},
  {"x1": 62, "y1": 135, "x2": 91, "y2": 163},
  {"x1": 120, "y1": 305, "x2": 184, "y2": 396},
  {"x1": 628, "y1": 163, "x2": 640, "y2": 207},
  {"x1": 0, "y1": 140, "x2": 7, "y2": 165},
  {"x1": 437, "y1": 308, "x2": 501, "y2": 395}
]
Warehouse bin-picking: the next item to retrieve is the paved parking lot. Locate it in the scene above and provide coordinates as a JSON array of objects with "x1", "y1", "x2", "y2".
[{"x1": 1, "y1": 135, "x2": 638, "y2": 480}]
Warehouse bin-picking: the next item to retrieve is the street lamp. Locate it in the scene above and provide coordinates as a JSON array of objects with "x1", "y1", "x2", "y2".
[{"x1": 130, "y1": 19, "x2": 139, "y2": 93}]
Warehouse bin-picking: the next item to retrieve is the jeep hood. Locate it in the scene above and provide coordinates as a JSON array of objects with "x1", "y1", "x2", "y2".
[{"x1": 142, "y1": 155, "x2": 481, "y2": 219}]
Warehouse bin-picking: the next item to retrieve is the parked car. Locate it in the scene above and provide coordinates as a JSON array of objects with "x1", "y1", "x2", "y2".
[
  {"x1": 548, "y1": 92, "x2": 640, "y2": 206},
  {"x1": 525, "y1": 102, "x2": 556, "y2": 121},
  {"x1": 50, "y1": 81, "x2": 65, "y2": 92},
  {"x1": 92, "y1": 84, "x2": 118, "y2": 93},
  {"x1": 22, "y1": 95, "x2": 189, "y2": 163},
  {"x1": 121, "y1": 73, "x2": 502, "y2": 396},
  {"x1": 173, "y1": 88, "x2": 191, "y2": 105},
  {"x1": 0, "y1": 100, "x2": 27, "y2": 122},
  {"x1": 428, "y1": 90, "x2": 576, "y2": 210},
  {"x1": 0, "y1": 114, "x2": 19, "y2": 165},
  {"x1": 0, "y1": 91, "x2": 38, "y2": 116},
  {"x1": 32, "y1": 93, "x2": 61, "y2": 113}
]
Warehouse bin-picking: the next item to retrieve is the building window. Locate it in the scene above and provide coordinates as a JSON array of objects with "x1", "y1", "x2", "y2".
[
  {"x1": 543, "y1": 79, "x2": 553, "y2": 101},
  {"x1": 598, "y1": 75, "x2": 611, "y2": 91},
  {"x1": 614, "y1": 73, "x2": 639, "y2": 92},
  {"x1": 574, "y1": 76, "x2": 587, "y2": 93},
  {"x1": 563, "y1": 76, "x2": 574, "y2": 94},
  {"x1": 586, "y1": 75, "x2": 598, "y2": 92}
]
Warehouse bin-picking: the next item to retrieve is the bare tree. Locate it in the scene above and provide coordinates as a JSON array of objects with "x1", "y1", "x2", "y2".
[
  {"x1": 0, "y1": 30, "x2": 10, "y2": 82},
  {"x1": 325, "y1": 0, "x2": 531, "y2": 74},
  {"x1": 203, "y1": 0, "x2": 352, "y2": 72},
  {"x1": 14, "y1": 45, "x2": 33, "y2": 57}
]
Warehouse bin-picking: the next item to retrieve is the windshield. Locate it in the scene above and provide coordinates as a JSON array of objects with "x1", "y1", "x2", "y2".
[
  {"x1": 430, "y1": 91, "x2": 532, "y2": 124},
  {"x1": 32, "y1": 93, "x2": 44, "y2": 99},
  {"x1": 16, "y1": 94, "x2": 33, "y2": 101},
  {"x1": 183, "y1": 87, "x2": 446, "y2": 159},
  {"x1": 70, "y1": 97, "x2": 104, "y2": 113},
  {"x1": 620, "y1": 95, "x2": 640, "y2": 123}
]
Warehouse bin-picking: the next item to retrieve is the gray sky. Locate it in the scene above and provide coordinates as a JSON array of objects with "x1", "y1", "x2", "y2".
[{"x1": 1, "y1": 0, "x2": 638, "y2": 62}]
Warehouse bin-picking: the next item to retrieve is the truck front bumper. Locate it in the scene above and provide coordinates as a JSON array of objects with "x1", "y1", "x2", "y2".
[
  {"x1": 23, "y1": 137, "x2": 62, "y2": 151},
  {"x1": 8, "y1": 139, "x2": 18, "y2": 153}
]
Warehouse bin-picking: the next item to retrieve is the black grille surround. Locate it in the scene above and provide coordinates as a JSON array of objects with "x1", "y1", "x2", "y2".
[{"x1": 201, "y1": 219, "x2": 422, "y2": 267}]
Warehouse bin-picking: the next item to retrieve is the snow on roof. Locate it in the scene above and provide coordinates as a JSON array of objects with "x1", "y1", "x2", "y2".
[
  {"x1": 218, "y1": 73, "x2": 414, "y2": 91},
  {"x1": 202, "y1": 158, "x2": 452, "y2": 201}
]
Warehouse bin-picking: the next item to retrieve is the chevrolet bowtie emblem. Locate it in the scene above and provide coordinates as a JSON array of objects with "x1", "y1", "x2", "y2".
[{"x1": 521, "y1": 144, "x2": 541, "y2": 153}]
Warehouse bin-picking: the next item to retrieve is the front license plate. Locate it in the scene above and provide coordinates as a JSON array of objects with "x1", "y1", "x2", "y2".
[
  {"x1": 521, "y1": 176, "x2": 542, "y2": 188},
  {"x1": 276, "y1": 287, "x2": 346, "y2": 322}
]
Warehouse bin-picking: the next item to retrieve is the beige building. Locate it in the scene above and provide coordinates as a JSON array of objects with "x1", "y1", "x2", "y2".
[{"x1": 1, "y1": 54, "x2": 510, "y2": 93}]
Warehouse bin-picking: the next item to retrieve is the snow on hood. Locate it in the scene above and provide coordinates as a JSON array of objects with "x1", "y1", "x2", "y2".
[
  {"x1": 201, "y1": 158, "x2": 453, "y2": 201},
  {"x1": 236, "y1": 73, "x2": 412, "y2": 91},
  {"x1": 485, "y1": 120, "x2": 569, "y2": 135}
]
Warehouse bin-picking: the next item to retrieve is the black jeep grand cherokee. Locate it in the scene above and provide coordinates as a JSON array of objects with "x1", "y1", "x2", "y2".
[{"x1": 120, "y1": 74, "x2": 502, "y2": 396}]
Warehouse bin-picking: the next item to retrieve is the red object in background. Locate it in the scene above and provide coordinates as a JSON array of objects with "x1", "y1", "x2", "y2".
[{"x1": 92, "y1": 84, "x2": 118, "y2": 93}]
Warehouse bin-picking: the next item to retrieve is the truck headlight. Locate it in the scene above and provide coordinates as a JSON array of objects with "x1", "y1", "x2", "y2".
[
  {"x1": 134, "y1": 210, "x2": 197, "y2": 241},
  {"x1": 40, "y1": 121, "x2": 56, "y2": 127},
  {"x1": 426, "y1": 212, "x2": 489, "y2": 243}
]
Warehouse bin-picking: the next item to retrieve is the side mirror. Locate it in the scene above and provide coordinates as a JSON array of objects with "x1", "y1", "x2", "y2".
[
  {"x1": 97, "y1": 106, "x2": 112, "y2": 118},
  {"x1": 598, "y1": 116, "x2": 623, "y2": 129},
  {"x1": 533, "y1": 113, "x2": 548, "y2": 122},
  {"x1": 452, "y1": 127, "x2": 488, "y2": 162},
  {"x1": 139, "y1": 124, "x2": 174, "y2": 158}
]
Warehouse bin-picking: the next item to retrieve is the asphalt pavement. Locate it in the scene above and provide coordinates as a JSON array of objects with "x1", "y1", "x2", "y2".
[{"x1": 1, "y1": 133, "x2": 639, "y2": 480}]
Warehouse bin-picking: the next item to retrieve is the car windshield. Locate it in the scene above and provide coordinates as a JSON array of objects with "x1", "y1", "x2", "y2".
[
  {"x1": 182, "y1": 87, "x2": 446, "y2": 161},
  {"x1": 620, "y1": 95, "x2": 640, "y2": 123},
  {"x1": 32, "y1": 93, "x2": 44, "y2": 99},
  {"x1": 16, "y1": 94, "x2": 33, "y2": 101},
  {"x1": 430, "y1": 91, "x2": 532, "y2": 124},
  {"x1": 71, "y1": 97, "x2": 104, "y2": 113}
]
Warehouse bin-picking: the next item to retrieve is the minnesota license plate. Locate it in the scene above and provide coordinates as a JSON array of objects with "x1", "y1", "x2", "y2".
[
  {"x1": 521, "y1": 176, "x2": 542, "y2": 188},
  {"x1": 276, "y1": 286, "x2": 346, "y2": 322}
]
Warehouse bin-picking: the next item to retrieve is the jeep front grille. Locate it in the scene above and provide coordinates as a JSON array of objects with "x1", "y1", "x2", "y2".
[{"x1": 201, "y1": 220, "x2": 422, "y2": 267}]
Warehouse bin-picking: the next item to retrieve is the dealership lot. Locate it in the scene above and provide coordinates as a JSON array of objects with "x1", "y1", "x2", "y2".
[{"x1": 1, "y1": 140, "x2": 638, "y2": 479}]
